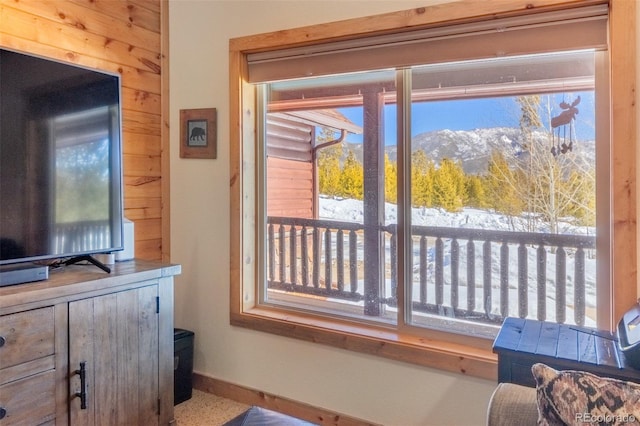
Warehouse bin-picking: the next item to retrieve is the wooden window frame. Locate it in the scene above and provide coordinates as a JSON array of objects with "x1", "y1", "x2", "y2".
[{"x1": 229, "y1": 0, "x2": 636, "y2": 379}]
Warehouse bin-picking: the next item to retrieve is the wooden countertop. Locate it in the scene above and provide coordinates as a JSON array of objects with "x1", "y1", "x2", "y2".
[{"x1": 0, "y1": 259, "x2": 181, "y2": 313}]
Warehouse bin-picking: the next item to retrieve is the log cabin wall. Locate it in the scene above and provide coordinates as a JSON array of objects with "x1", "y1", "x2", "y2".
[
  {"x1": 0, "y1": 0, "x2": 168, "y2": 261},
  {"x1": 266, "y1": 157, "x2": 314, "y2": 219},
  {"x1": 266, "y1": 115, "x2": 314, "y2": 219}
]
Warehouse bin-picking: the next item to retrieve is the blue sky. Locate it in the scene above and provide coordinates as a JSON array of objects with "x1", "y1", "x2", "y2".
[{"x1": 338, "y1": 92, "x2": 595, "y2": 145}]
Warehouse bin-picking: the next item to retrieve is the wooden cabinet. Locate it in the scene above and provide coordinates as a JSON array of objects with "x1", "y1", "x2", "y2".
[
  {"x1": 69, "y1": 285, "x2": 160, "y2": 425},
  {"x1": 0, "y1": 260, "x2": 180, "y2": 425},
  {"x1": 0, "y1": 307, "x2": 56, "y2": 425}
]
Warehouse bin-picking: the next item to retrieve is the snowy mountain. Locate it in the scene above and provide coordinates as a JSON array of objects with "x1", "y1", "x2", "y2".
[{"x1": 341, "y1": 127, "x2": 595, "y2": 175}]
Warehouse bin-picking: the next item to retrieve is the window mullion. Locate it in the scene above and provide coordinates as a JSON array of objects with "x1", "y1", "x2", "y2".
[
  {"x1": 396, "y1": 68, "x2": 412, "y2": 330},
  {"x1": 594, "y1": 49, "x2": 611, "y2": 330},
  {"x1": 256, "y1": 84, "x2": 268, "y2": 305}
]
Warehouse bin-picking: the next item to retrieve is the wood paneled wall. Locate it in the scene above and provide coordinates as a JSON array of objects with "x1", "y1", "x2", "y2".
[{"x1": 0, "y1": 0, "x2": 168, "y2": 261}]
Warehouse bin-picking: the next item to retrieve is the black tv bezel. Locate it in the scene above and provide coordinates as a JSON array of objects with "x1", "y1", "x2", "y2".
[{"x1": 0, "y1": 47, "x2": 125, "y2": 267}]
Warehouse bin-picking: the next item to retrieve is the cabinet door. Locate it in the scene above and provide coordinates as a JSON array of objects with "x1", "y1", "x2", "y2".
[{"x1": 69, "y1": 285, "x2": 159, "y2": 425}]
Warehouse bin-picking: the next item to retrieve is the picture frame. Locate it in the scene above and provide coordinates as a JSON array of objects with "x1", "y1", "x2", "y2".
[{"x1": 180, "y1": 108, "x2": 217, "y2": 159}]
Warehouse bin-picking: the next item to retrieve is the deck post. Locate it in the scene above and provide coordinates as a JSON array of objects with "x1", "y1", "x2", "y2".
[{"x1": 362, "y1": 91, "x2": 384, "y2": 316}]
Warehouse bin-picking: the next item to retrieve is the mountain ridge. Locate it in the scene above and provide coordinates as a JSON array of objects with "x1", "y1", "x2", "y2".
[{"x1": 337, "y1": 127, "x2": 595, "y2": 175}]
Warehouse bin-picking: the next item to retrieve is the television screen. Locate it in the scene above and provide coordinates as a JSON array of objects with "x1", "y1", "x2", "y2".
[{"x1": 0, "y1": 48, "x2": 123, "y2": 266}]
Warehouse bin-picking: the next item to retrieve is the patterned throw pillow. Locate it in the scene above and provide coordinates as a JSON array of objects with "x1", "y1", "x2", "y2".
[{"x1": 531, "y1": 363, "x2": 640, "y2": 425}]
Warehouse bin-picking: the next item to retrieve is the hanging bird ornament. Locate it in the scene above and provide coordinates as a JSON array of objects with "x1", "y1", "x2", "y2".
[{"x1": 550, "y1": 96, "x2": 580, "y2": 157}]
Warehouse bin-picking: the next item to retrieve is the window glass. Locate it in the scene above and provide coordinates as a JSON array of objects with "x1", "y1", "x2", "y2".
[
  {"x1": 263, "y1": 70, "x2": 398, "y2": 324},
  {"x1": 259, "y1": 51, "x2": 601, "y2": 337},
  {"x1": 408, "y1": 52, "x2": 597, "y2": 336}
]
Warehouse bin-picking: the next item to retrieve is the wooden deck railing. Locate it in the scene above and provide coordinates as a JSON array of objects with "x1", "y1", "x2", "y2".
[{"x1": 266, "y1": 216, "x2": 596, "y2": 326}]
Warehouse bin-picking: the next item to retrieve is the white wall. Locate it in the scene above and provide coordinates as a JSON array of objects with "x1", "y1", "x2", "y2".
[{"x1": 168, "y1": 1, "x2": 616, "y2": 425}]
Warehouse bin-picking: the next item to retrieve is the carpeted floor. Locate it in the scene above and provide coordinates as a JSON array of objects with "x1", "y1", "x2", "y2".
[{"x1": 174, "y1": 389, "x2": 250, "y2": 425}]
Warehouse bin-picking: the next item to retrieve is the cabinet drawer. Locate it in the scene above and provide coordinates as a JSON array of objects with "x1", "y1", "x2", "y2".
[
  {"x1": 0, "y1": 369, "x2": 55, "y2": 425},
  {"x1": 0, "y1": 307, "x2": 54, "y2": 369}
]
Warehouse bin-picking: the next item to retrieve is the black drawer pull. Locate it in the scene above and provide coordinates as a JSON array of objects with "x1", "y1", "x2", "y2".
[
  {"x1": 75, "y1": 361, "x2": 88, "y2": 409},
  {"x1": 0, "y1": 336, "x2": 5, "y2": 348},
  {"x1": 0, "y1": 407, "x2": 7, "y2": 419}
]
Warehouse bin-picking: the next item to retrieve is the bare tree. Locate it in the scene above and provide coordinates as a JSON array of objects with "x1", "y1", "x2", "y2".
[
  {"x1": 516, "y1": 96, "x2": 595, "y2": 233},
  {"x1": 488, "y1": 95, "x2": 595, "y2": 233}
]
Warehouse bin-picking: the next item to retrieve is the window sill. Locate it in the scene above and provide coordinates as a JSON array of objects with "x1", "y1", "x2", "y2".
[{"x1": 230, "y1": 306, "x2": 498, "y2": 381}]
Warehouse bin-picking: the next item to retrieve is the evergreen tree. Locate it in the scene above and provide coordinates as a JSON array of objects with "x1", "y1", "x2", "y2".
[
  {"x1": 432, "y1": 158, "x2": 465, "y2": 212},
  {"x1": 485, "y1": 151, "x2": 524, "y2": 216},
  {"x1": 317, "y1": 143, "x2": 342, "y2": 197},
  {"x1": 316, "y1": 127, "x2": 344, "y2": 197},
  {"x1": 465, "y1": 175, "x2": 487, "y2": 208},
  {"x1": 339, "y1": 150, "x2": 364, "y2": 200},
  {"x1": 411, "y1": 150, "x2": 434, "y2": 207},
  {"x1": 384, "y1": 153, "x2": 397, "y2": 204}
]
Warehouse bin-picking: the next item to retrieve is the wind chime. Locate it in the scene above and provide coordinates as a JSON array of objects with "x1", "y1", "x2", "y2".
[{"x1": 550, "y1": 96, "x2": 580, "y2": 157}]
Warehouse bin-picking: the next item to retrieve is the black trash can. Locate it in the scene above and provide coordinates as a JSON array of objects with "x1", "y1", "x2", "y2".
[{"x1": 174, "y1": 328, "x2": 194, "y2": 405}]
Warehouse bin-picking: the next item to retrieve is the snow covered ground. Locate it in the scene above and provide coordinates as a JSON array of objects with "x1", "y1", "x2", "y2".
[
  {"x1": 319, "y1": 195, "x2": 594, "y2": 236},
  {"x1": 318, "y1": 195, "x2": 597, "y2": 326}
]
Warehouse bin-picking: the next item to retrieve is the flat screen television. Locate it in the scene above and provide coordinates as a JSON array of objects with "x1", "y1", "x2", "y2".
[{"x1": 0, "y1": 48, "x2": 123, "y2": 280}]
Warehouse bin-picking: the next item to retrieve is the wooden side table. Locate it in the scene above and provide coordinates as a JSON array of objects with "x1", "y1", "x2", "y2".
[{"x1": 493, "y1": 317, "x2": 640, "y2": 387}]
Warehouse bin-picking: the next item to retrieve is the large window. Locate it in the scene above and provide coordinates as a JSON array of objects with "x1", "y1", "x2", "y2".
[
  {"x1": 230, "y1": 1, "x2": 636, "y2": 378},
  {"x1": 261, "y1": 51, "x2": 601, "y2": 338}
]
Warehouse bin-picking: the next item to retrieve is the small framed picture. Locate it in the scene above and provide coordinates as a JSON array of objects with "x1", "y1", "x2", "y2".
[{"x1": 180, "y1": 108, "x2": 217, "y2": 159}]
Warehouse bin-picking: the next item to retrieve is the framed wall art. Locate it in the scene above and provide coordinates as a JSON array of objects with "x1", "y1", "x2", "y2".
[{"x1": 180, "y1": 108, "x2": 217, "y2": 159}]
